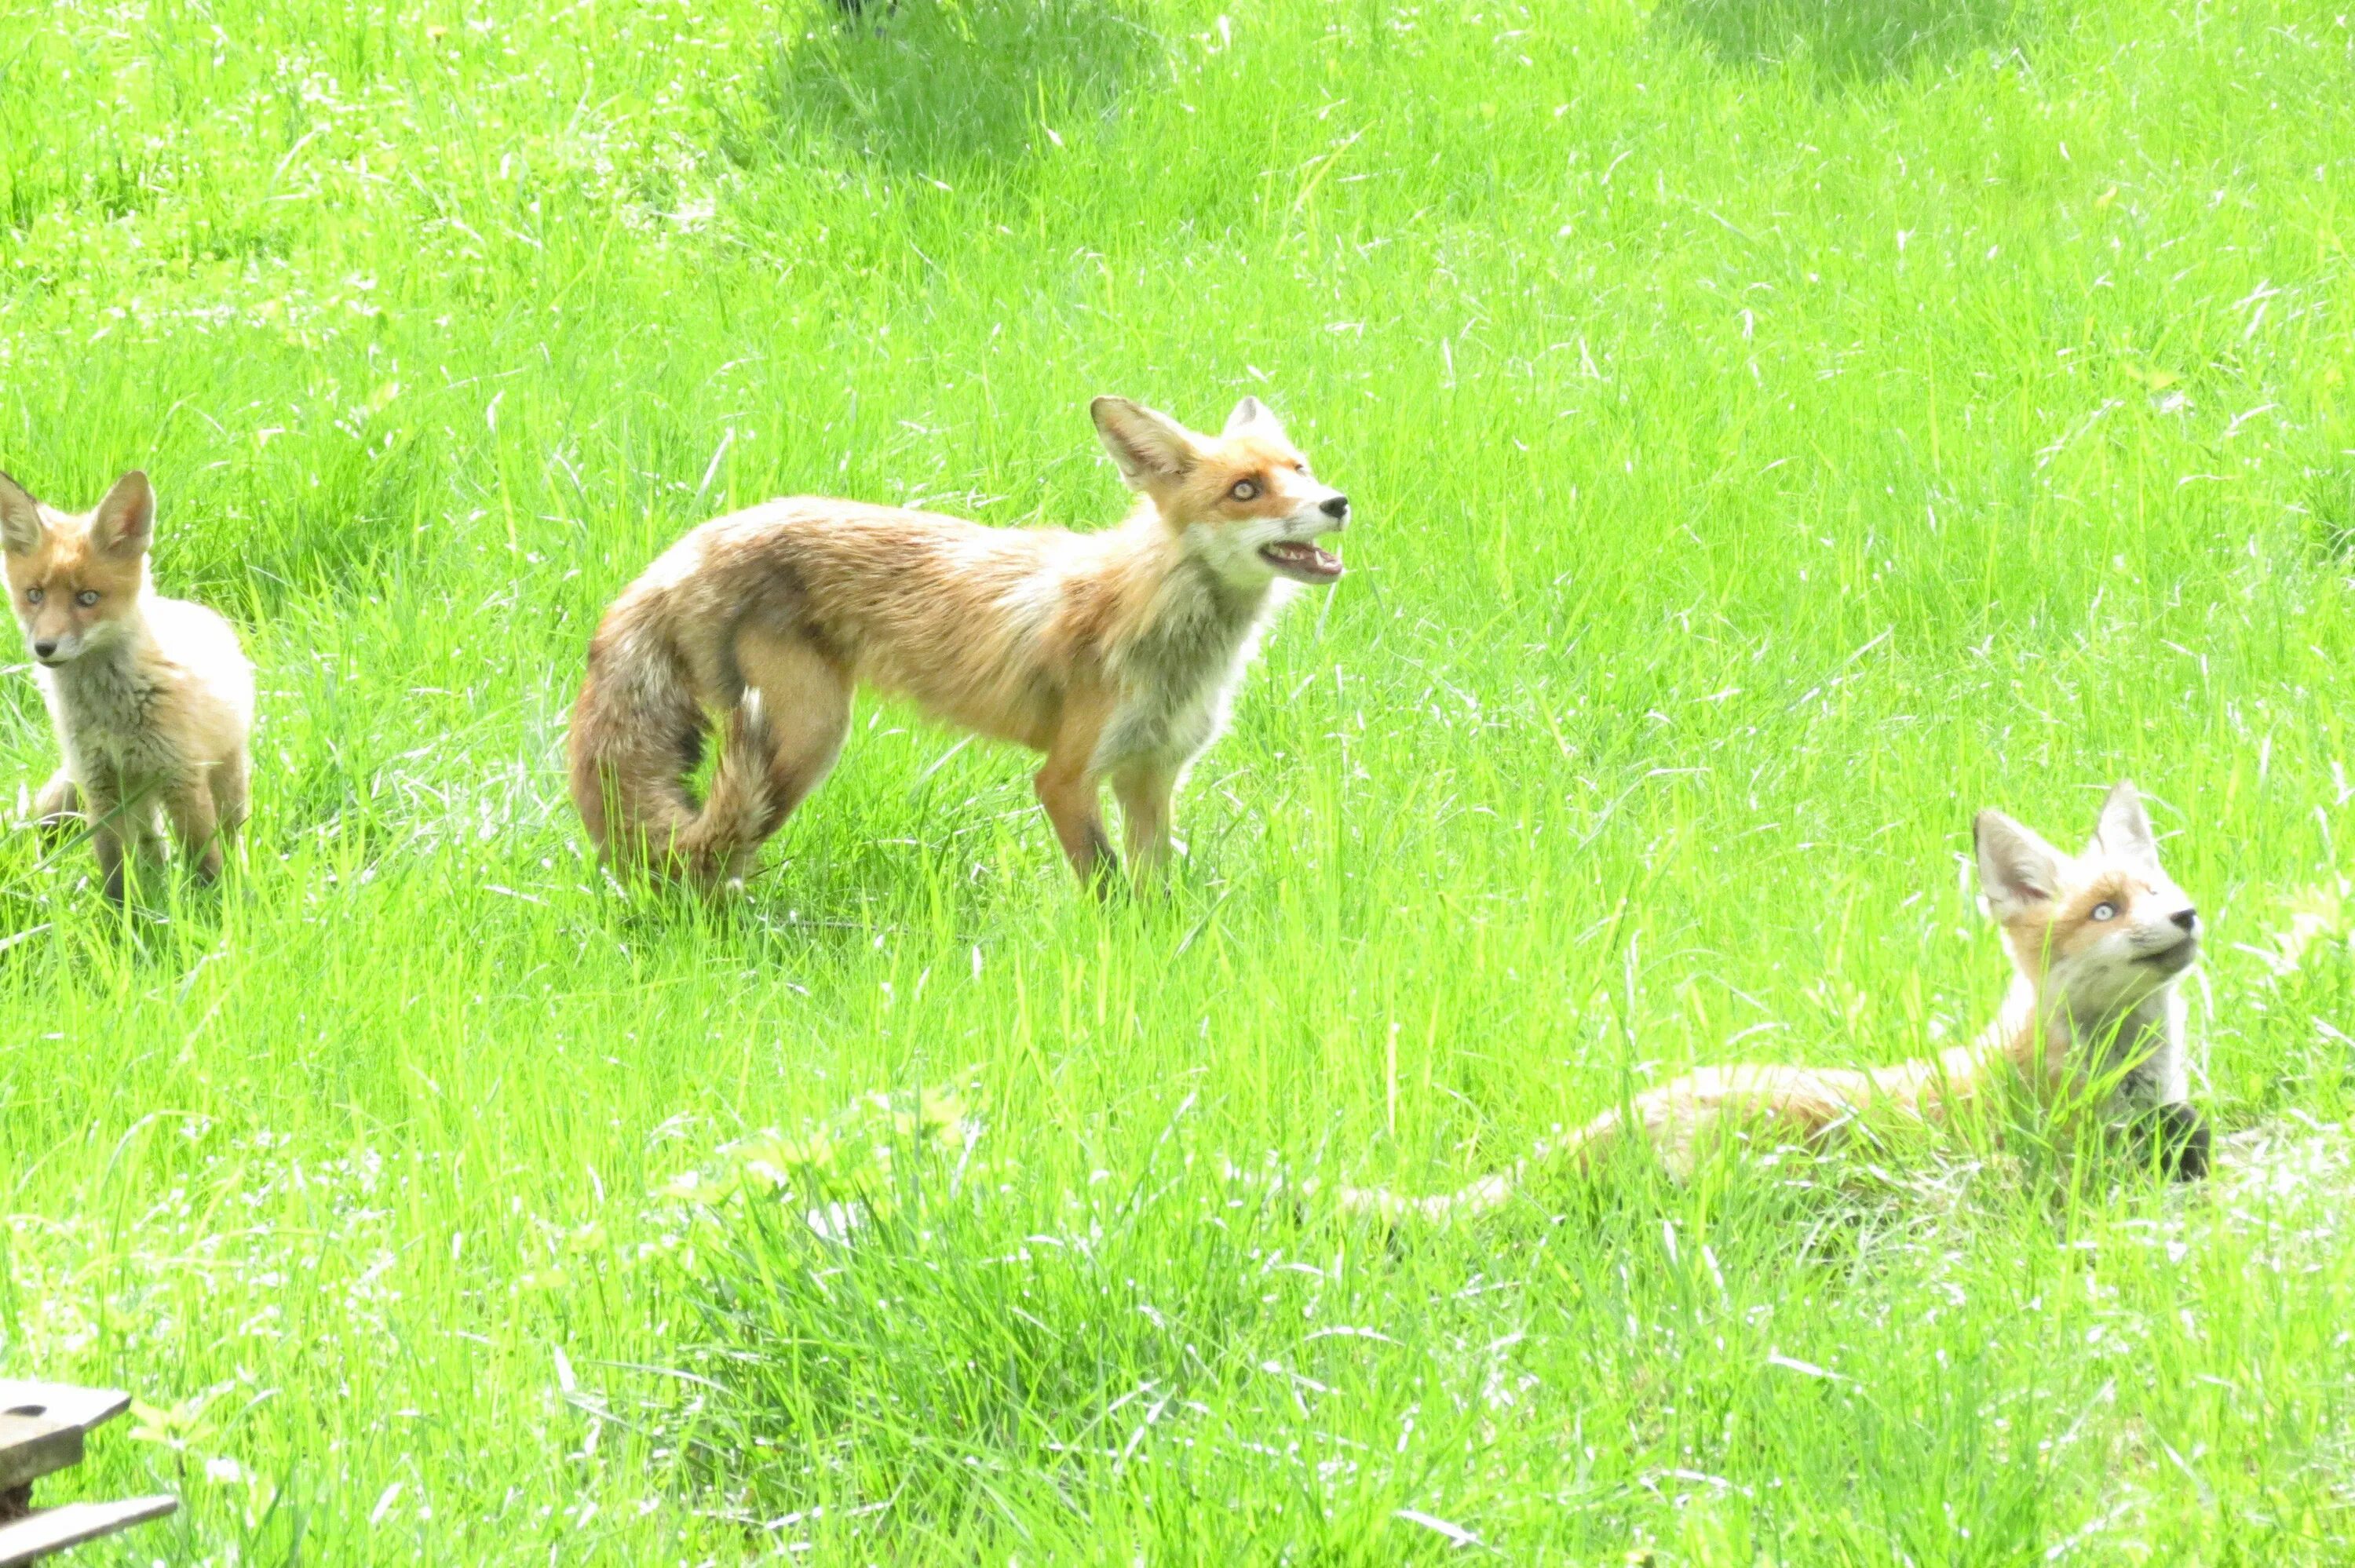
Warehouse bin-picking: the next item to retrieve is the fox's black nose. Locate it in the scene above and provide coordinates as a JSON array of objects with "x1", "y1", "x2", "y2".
[
  {"x1": 2171, "y1": 908, "x2": 2199, "y2": 933},
  {"x1": 31, "y1": 640, "x2": 55, "y2": 659},
  {"x1": 1320, "y1": 494, "x2": 1349, "y2": 520}
]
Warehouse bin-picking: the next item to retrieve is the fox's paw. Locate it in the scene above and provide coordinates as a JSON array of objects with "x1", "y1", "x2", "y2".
[
  {"x1": 24, "y1": 772, "x2": 84, "y2": 843},
  {"x1": 2138, "y1": 1103, "x2": 2211, "y2": 1182}
]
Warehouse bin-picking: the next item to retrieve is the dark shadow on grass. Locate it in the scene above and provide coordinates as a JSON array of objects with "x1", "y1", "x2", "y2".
[
  {"x1": 728, "y1": 0, "x2": 1158, "y2": 173},
  {"x1": 1662, "y1": 0, "x2": 2034, "y2": 82}
]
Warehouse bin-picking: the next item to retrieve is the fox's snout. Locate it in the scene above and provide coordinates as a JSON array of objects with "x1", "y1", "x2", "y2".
[
  {"x1": 1320, "y1": 494, "x2": 1349, "y2": 523},
  {"x1": 2131, "y1": 903, "x2": 2201, "y2": 978},
  {"x1": 21, "y1": 612, "x2": 96, "y2": 665},
  {"x1": 24, "y1": 612, "x2": 82, "y2": 663},
  {"x1": 2149, "y1": 904, "x2": 2199, "y2": 961}
]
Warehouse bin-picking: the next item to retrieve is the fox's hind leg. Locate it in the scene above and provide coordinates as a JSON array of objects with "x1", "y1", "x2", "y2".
[
  {"x1": 733, "y1": 625, "x2": 853, "y2": 882},
  {"x1": 30, "y1": 766, "x2": 82, "y2": 848},
  {"x1": 33, "y1": 767, "x2": 81, "y2": 824}
]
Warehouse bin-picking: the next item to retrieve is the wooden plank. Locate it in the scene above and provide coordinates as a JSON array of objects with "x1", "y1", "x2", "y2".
[
  {"x1": 0, "y1": 1417, "x2": 80, "y2": 1497},
  {"x1": 0, "y1": 1385, "x2": 129, "y2": 1435},
  {"x1": 0, "y1": 1495, "x2": 177, "y2": 1566}
]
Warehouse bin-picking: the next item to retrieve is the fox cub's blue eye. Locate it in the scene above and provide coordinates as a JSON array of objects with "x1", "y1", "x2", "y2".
[
  {"x1": 2091, "y1": 901, "x2": 2119, "y2": 921},
  {"x1": 75, "y1": 589, "x2": 97, "y2": 607},
  {"x1": 24, "y1": 587, "x2": 41, "y2": 604},
  {"x1": 1229, "y1": 479, "x2": 1259, "y2": 501}
]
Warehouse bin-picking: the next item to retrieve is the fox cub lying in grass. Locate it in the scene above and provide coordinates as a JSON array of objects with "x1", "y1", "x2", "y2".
[
  {"x1": 1347, "y1": 782, "x2": 2210, "y2": 1221},
  {"x1": 569, "y1": 395, "x2": 1349, "y2": 895},
  {"x1": 1, "y1": 470, "x2": 254, "y2": 902}
]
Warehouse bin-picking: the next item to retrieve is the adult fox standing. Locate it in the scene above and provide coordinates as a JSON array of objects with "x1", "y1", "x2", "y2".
[
  {"x1": 0, "y1": 470, "x2": 255, "y2": 902},
  {"x1": 568, "y1": 396, "x2": 1351, "y2": 894}
]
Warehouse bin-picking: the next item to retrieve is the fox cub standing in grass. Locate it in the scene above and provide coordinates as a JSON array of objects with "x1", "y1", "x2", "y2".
[
  {"x1": 569, "y1": 395, "x2": 1349, "y2": 895},
  {"x1": 1347, "y1": 783, "x2": 2210, "y2": 1222},
  {"x1": 0, "y1": 471, "x2": 254, "y2": 902}
]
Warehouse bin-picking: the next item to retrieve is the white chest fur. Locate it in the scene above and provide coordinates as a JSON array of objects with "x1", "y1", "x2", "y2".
[
  {"x1": 1095, "y1": 571, "x2": 1288, "y2": 773},
  {"x1": 42, "y1": 650, "x2": 181, "y2": 784}
]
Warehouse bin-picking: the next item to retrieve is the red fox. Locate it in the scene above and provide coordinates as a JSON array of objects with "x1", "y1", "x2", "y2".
[
  {"x1": 1, "y1": 471, "x2": 254, "y2": 902},
  {"x1": 1345, "y1": 783, "x2": 2209, "y2": 1221},
  {"x1": 568, "y1": 396, "x2": 1349, "y2": 894}
]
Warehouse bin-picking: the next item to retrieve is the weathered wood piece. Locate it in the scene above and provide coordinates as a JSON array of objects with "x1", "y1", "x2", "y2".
[
  {"x1": 0, "y1": 1380, "x2": 174, "y2": 1562},
  {"x1": 0, "y1": 1496, "x2": 179, "y2": 1566},
  {"x1": 0, "y1": 1417, "x2": 81, "y2": 1498},
  {"x1": 0, "y1": 1387, "x2": 128, "y2": 1434}
]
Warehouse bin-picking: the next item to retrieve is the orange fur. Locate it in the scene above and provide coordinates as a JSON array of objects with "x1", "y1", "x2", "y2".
[
  {"x1": 0, "y1": 470, "x2": 254, "y2": 901},
  {"x1": 568, "y1": 396, "x2": 1352, "y2": 893},
  {"x1": 1345, "y1": 784, "x2": 2208, "y2": 1221}
]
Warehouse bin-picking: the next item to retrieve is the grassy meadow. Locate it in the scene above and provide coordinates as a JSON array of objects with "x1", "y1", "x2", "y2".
[{"x1": 5, "y1": 0, "x2": 2355, "y2": 1559}]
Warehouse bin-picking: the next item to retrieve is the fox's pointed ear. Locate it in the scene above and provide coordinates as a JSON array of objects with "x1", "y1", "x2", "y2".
[
  {"x1": 0, "y1": 472, "x2": 42, "y2": 556},
  {"x1": 1091, "y1": 397, "x2": 1199, "y2": 490},
  {"x1": 1222, "y1": 396, "x2": 1284, "y2": 439},
  {"x1": 90, "y1": 470, "x2": 155, "y2": 557},
  {"x1": 1975, "y1": 809, "x2": 2068, "y2": 921},
  {"x1": 2090, "y1": 781, "x2": 2163, "y2": 871}
]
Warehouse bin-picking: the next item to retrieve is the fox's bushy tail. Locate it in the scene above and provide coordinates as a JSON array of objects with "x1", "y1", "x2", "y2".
[
  {"x1": 1338, "y1": 1107, "x2": 1626, "y2": 1224},
  {"x1": 570, "y1": 666, "x2": 776, "y2": 894}
]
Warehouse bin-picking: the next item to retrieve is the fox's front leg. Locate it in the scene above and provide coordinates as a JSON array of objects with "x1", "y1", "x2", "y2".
[
  {"x1": 210, "y1": 750, "x2": 251, "y2": 848},
  {"x1": 1035, "y1": 698, "x2": 1117, "y2": 892},
  {"x1": 82, "y1": 784, "x2": 129, "y2": 904},
  {"x1": 1112, "y1": 761, "x2": 1176, "y2": 892},
  {"x1": 164, "y1": 777, "x2": 225, "y2": 884},
  {"x1": 83, "y1": 784, "x2": 167, "y2": 903},
  {"x1": 93, "y1": 827, "x2": 129, "y2": 903},
  {"x1": 1035, "y1": 759, "x2": 1115, "y2": 891}
]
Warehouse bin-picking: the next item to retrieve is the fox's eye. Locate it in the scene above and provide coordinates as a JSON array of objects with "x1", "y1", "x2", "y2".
[
  {"x1": 24, "y1": 587, "x2": 41, "y2": 604},
  {"x1": 1229, "y1": 479, "x2": 1260, "y2": 502},
  {"x1": 1292, "y1": 461, "x2": 1308, "y2": 474},
  {"x1": 75, "y1": 589, "x2": 97, "y2": 607},
  {"x1": 2091, "y1": 901, "x2": 2119, "y2": 921}
]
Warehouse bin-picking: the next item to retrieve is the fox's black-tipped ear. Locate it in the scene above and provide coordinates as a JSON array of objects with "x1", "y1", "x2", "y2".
[
  {"x1": 2090, "y1": 781, "x2": 2163, "y2": 871},
  {"x1": 90, "y1": 470, "x2": 155, "y2": 557},
  {"x1": 1222, "y1": 396, "x2": 1284, "y2": 439},
  {"x1": 1091, "y1": 397, "x2": 1199, "y2": 490},
  {"x1": 0, "y1": 471, "x2": 42, "y2": 556},
  {"x1": 1975, "y1": 808, "x2": 2067, "y2": 920}
]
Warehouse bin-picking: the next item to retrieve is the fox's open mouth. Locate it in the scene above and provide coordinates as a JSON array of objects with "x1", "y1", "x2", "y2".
[
  {"x1": 2137, "y1": 942, "x2": 2198, "y2": 972},
  {"x1": 1260, "y1": 540, "x2": 1344, "y2": 583}
]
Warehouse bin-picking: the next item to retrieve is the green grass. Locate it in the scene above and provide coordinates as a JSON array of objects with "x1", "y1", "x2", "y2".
[{"x1": 4, "y1": 0, "x2": 2355, "y2": 1559}]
